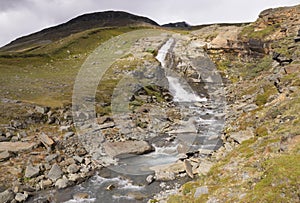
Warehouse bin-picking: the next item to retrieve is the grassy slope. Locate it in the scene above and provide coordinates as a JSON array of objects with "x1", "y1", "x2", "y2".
[{"x1": 0, "y1": 27, "x2": 145, "y2": 107}]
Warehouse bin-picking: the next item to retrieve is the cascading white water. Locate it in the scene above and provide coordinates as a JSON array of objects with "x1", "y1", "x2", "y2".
[{"x1": 156, "y1": 38, "x2": 207, "y2": 102}]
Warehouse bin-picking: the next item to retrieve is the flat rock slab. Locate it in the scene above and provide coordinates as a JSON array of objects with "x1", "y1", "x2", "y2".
[
  {"x1": 39, "y1": 133, "x2": 54, "y2": 147},
  {"x1": 103, "y1": 140, "x2": 154, "y2": 157},
  {"x1": 0, "y1": 142, "x2": 36, "y2": 152}
]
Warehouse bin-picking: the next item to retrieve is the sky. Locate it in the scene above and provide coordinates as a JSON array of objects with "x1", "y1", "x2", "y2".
[{"x1": 0, "y1": 0, "x2": 299, "y2": 47}]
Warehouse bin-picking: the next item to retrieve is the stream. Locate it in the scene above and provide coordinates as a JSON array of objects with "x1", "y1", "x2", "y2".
[{"x1": 30, "y1": 37, "x2": 224, "y2": 203}]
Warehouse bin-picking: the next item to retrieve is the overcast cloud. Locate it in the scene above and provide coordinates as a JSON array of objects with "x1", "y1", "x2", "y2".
[{"x1": 0, "y1": 0, "x2": 299, "y2": 47}]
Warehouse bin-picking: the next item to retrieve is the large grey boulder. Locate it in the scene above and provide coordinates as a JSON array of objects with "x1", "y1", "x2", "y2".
[
  {"x1": 47, "y1": 163, "x2": 63, "y2": 181},
  {"x1": 25, "y1": 165, "x2": 40, "y2": 178},
  {"x1": 103, "y1": 140, "x2": 154, "y2": 157}
]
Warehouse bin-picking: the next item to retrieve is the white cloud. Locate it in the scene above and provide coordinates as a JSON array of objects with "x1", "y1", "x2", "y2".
[{"x1": 0, "y1": 0, "x2": 299, "y2": 47}]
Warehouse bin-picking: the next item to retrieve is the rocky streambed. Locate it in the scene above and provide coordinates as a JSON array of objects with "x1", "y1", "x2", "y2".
[{"x1": 0, "y1": 32, "x2": 226, "y2": 203}]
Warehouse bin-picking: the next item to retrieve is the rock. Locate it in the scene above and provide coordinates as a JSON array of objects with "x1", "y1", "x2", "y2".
[
  {"x1": 243, "y1": 104, "x2": 258, "y2": 112},
  {"x1": 39, "y1": 133, "x2": 54, "y2": 147},
  {"x1": 103, "y1": 140, "x2": 154, "y2": 157},
  {"x1": 177, "y1": 153, "x2": 188, "y2": 160},
  {"x1": 98, "y1": 122, "x2": 115, "y2": 129},
  {"x1": 25, "y1": 165, "x2": 40, "y2": 178},
  {"x1": 40, "y1": 179, "x2": 52, "y2": 189},
  {"x1": 0, "y1": 150, "x2": 11, "y2": 162},
  {"x1": 184, "y1": 160, "x2": 194, "y2": 178},
  {"x1": 67, "y1": 164, "x2": 80, "y2": 174},
  {"x1": 45, "y1": 154, "x2": 58, "y2": 162},
  {"x1": 73, "y1": 155, "x2": 83, "y2": 163},
  {"x1": 15, "y1": 192, "x2": 28, "y2": 202},
  {"x1": 127, "y1": 191, "x2": 147, "y2": 201},
  {"x1": 150, "y1": 161, "x2": 185, "y2": 181},
  {"x1": 35, "y1": 106, "x2": 50, "y2": 114},
  {"x1": 230, "y1": 128, "x2": 254, "y2": 144},
  {"x1": 194, "y1": 186, "x2": 209, "y2": 198},
  {"x1": 284, "y1": 64, "x2": 300, "y2": 74},
  {"x1": 0, "y1": 189, "x2": 15, "y2": 203},
  {"x1": 47, "y1": 163, "x2": 63, "y2": 181},
  {"x1": 106, "y1": 184, "x2": 115, "y2": 191},
  {"x1": 73, "y1": 193, "x2": 90, "y2": 200},
  {"x1": 146, "y1": 175, "x2": 155, "y2": 184},
  {"x1": 55, "y1": 178, "x2": 68, "y2": 189},
  {"x1": 68, "y1": 173, "x2": 81, "y2": 182},
  {"x1": 196, "y1": 160, "x2": 214, "y2": 175},
  {"x1": 63, "y1": 132, "x2": 74, "y2": 140},
  {"x1": 0, "y1": 142, "x2": 36, "y2": 152}
]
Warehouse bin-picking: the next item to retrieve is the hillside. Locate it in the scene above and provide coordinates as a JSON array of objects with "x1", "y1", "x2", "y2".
[
  {"x1": 0, "y1": 10, "x2": 159, "y2": 52},
  {"x1": 0, "y1": 5, "x2": 299, "y2": 203}
]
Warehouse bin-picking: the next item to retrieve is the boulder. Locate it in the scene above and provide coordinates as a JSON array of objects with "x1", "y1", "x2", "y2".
[
  {"x1": 184, "y1": 160, "x2": 194, "y2": 178},
  {"x1": 73, "y1": 193, "x2": 90, "y2": 200},
  {"x1": 0, "y1": 189, "x2": 15, "y2": 203},
  {"x1": 39, "y1": 133, "x2": 54, "y2": 147},
  {"x1": 0, "y1": 151, "x2": 11, "y2": 162},
  {"x1": 47, "y1": 163, "x2": 63, "y2": 181},
  {"x1": 194, "y1": 186, "x2": 209, "y2": 198},
  {"x1": 55, "y1": 178, "x2": 68, "y2": 189},
  {"x1": 67, "y1": 164, "x2": 80, "y2": 174},
  {"x1": 196, "y1": 160, "x2": 214, "y2": 175},
  {"x1": 230, "y1": 128, "x2": 254, "y2": 144},
  {"x1": 15, "y1": 192, "x2": 28, "y2": 202},
  {"x1": 25, "y1": 165, "x2": 40, "y2": 178},
  {"x1": 150, "y1": 161, "x2": 185, "y2": 181},
  {"x1": 284, "y1": 64, "x2": 300, "y2": 74},
  {"x1": 103, "y1": 140, "x2": 154, "y2": 157}
]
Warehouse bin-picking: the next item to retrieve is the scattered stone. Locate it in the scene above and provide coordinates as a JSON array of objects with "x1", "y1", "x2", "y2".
[
  {"x1": 0, "y1": 150, "x2": 11, "y2": 162},
  {"x1": 40, "y1": 179, "x2": 52, "y2": 189},
  {"x1": 98, "y1": 122, "x2": 115, "y2": 129},
  {"x1": 14, "y1": 192, "x2": 28, "y2": 202},
  {"x1": 73, "y1": 155, "x2": 83, "y2": 163},
  {"x1": 0, "y1": 189, "x2": 15, "y2": 203},
  {"x1": 150, "y1": 161, "x2": 185, "y2": 181},
  {"x1": 196, "y1": 160, "x2": 214, "y2": 175},
  {"x1": 146, "y1": 175, "x2": 155, "y2": 184},
  {"x1": 73, "y1": 193, "x2": 90, "y2": 200},
  {"x1": 47, "y1": 163, "x2": 63, "y2": 181},
  {"x1": 106, "y1": 184, "x2": 115, "y2": 191},
  {"x1": 25, "y1": 165, "x2": 40, "y2": 178},
  {"x1": 63, "y1": 132, "x2": 74, "y2": 140},
  {"x1": 284, "y1": 64, "x2": 300, "y2": 74},
  {"x1": 45, "y1": 154, "x2": 58, "y2": 162},
  {"x1": 55, "y1": 178, "x2": 69, "y2": 189},
  {"x1": 194, "y1": 186, "x2": 209, "y2": 198},
  {"x1": 243, "y1": 104, "x2": 258, "y2": 112},
  {"x1": 39, "y1": 133, "x2": 54, "y2": 147},
  {"x1": 127, "y1": 191, "x2": 147, "y2": 201},
  {"x1": 230, "y1": 128, "x2": 254, "y2": 144},
  {"x1": 68, "y1": 173, "x2": 81, "y2": 182},
  {"x1": 184, "y1": 160, "x2": 194, "y2": 178},
  {"x1": 0, "y1": 142, "x2": 36, "y2": 152},
  {"x1": 67, "y1": 164, "x2": 80, "y2": 174},
  {"x1": 35, "y1": 106, "x2": 50, "y2": 114},
  {"x1": 103, "y1": 140, "x2": 154, "y2": 157},
  {"x1": 177, "y1": 153, "x2": 188, "y2": 160}
]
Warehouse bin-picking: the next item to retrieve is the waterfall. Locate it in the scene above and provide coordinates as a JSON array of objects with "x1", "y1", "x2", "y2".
[{"x1": 155, "y1": 38, "x2": 207, "y2": 102}]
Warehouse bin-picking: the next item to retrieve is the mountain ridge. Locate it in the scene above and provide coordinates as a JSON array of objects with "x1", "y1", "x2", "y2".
[{"x1": 0, "y1": 10, "x2": 159, "y2": 51}]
